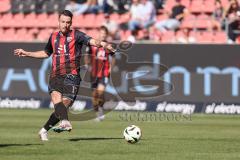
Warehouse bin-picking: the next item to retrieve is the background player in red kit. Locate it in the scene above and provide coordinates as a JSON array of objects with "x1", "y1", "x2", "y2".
[
  {"x1": 14, "y1": 10, "x2": 116, "y2": 141},
  {"x1": 85, "y1": 26, "x2": 115, "y2": 121}
]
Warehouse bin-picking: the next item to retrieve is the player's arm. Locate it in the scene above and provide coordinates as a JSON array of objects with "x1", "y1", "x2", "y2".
[
  {"x1": 89, "y1": 39, "x2": 117, "y2": 53},
  {"x1": 14, "y1": 34, "x2": 53, "y2": 58},
  {"x1": 14, "y1": 49, "x2": 49, "y2": 58},
  {"x1": 78, "y1": 30, "x2": 117, "y2": 53}
]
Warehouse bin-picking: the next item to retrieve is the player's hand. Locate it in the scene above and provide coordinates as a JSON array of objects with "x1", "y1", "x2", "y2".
[
  {"x1": 14, "y1": 49, "x2": 29, "y2": 57},
  {"x1": 100, "y1": 41, "x2": 117, "y2": 53},
  {"x1": 106, "y1": 44, "x2": 117, "y2": 53}
]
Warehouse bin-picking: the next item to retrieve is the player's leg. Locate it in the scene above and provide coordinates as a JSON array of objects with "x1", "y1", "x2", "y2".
[
  {"x1": 43, "y1": 91, "x2": 62, "y2": 129},
  {"x1": 51, "y1": 97, "x2": 74, "y2": 133},
  {"x1": 39, "y1": 90, "x2": 67, "y2": 140},
  {"x1": 39, "y1": 76, "x2": 64, "y2": 141},
  {"x1": 97, "y1": 83, "x2": 105, "y2": 120},
  {"x1": 52, "y1": 74, "x2": 80, "y2": 132},
  {"x1": 91, "y1": 77, "x2": 99, "y2": 111},
  {"x1": 91, "y1": 77, "x2": 103, "y2": 120},
  {"x1": 92, "y1": 88, "x2": 99, "y2": 112},
  {"x1": 94, "y1": 76, "x2": 108, "y2": 121}
]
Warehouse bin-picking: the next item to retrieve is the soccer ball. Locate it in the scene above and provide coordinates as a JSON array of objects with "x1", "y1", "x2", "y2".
[{"x1": 123, "y1": 125, "x2": 142, "y2": 144}]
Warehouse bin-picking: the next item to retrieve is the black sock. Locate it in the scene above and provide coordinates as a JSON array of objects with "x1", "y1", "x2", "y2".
[
  {"x1": 43, "y1": 112, "x2": 60, "y2": 131},
  {"x1": 54, "y1": 102, "x2": 68, "y2": 120},
  {"x1": 98, "y1": 93, "x2": 105, "y2": 107}
]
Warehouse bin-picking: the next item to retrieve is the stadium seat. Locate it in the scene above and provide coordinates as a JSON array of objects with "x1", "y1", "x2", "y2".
[
  {"x1": 15, "y1": 28, "x2": 34, "y2": 42},
  {"x1": 157, "y1": 14, "x2": 168, "y2": 21},
  {"x1": 28, "y1": 28, "x2": 39, "y2": 38},
  {"x1": 190, "y1": 0, "x2": 203, "y2": 13},
  {"x1": 212, "y1": 31, "x2": 227, "y2": 43},
  {"x1": 23, "y1": 13, "x2": 37, "y2": 27},
  {"x1": 195, "y1": 14, "x2": 211, "y2": 29},
  {"x1": 196, "y1": 32, "x2": 213, "y2": 43},
  {"x1": 47, "y1": 13, "x2": 58, "y2": 27},
  {"x1": 95, "y1": 14, "x2": 105, "y2": 27},
  {"x1": 0, "y1": 0, "x2": 10, "y2": 13},
  {"x1": 37, "y1": 28, "x2": 51, "y2": 41},
  {"x1": 119, "y1": 13, "x2": 130, "y2": 24},
  {"x1": 176, "y1": 30, "x2": 185, "y2": 38},
  {"x1": 110, "y1": 13, "x2": 120, "y2": 24},
  {"x1": 12, "y1": 13, "x2": 25, "y2": 27},
  {"x1": 181, "y1": 0, "x2": 190, "y2": 8},
  {"x1": 202, "y1": 0, "x2": 215, "y2": 13},
  {"x1": 220, "y1": 0, "x2": 229, "y2": 7},
  {"x1": 0, "y1": 13, "x2": 14, "y2": 27},
  {"x1": 164, "y1": 0, "x2": 176, "y2": 12},
  {"x1": 0, "y1": 28, "x2": 3, "y2": 39},
  {"x1": 181, "y1": 14, "x2": 196, "y2": 29},
  {"x1": 161, "y1": 31, "x2": 175, "y2": 43},
  {"x1": 36, "y1": 13, "x2": 49, "y2": 27},
  {"x1": 3, "y1": 28, "x2": 16, "y2": 41},
  {"x1": 72, "y1": 14, "x2": 85, "y2": 28},
  {"x1": 87, "y1": 29, "x2": 98, "y2": 39},
  {"x1": 82, "y1": 14, "x2": 96, "y2": 28}
]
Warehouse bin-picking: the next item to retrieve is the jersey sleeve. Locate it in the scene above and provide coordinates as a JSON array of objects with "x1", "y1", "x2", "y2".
[
  {"x1": 44, "y1": 34, "x2": 53, "y2": 56},
  {"x1": 76, "y1": 30, "x2": 92, "y2": 45}
]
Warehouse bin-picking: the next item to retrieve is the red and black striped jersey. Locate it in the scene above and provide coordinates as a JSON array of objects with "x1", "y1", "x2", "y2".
[
  {"x1": 45, "y1": 29, "x2": 91, "y2": 77},
  {"x1": 86, "y1": 45, "x2": 114, "y2": 78}
]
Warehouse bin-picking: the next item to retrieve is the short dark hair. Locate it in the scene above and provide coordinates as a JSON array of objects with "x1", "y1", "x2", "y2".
[
  {"x1": 100, "y1": 26, "x2": 109, "y2": 35},
  {"x1": 59, "y1": 10, "x2": 73, "y2": 20}
]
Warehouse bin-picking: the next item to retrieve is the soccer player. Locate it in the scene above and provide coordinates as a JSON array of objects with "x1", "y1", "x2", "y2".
[
  {"x1": 14, "y1": 10, "x2": 116, "y2": 141},
  {"x1": 84, "y1": 26, "x2": 115, "y2": 121}
]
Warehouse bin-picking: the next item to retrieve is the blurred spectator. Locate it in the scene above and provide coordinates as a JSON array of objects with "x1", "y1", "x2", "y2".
[
  {"x1": 140, "y1": 0, "x2": 156, "y2": 28},
  {"x1": 128, "y1": 0, "x2": 156, "y2": 31},
  {"x1": 87, "y1": 0, "x2": 100, "y2": 14},
  {"x1": 127, "y1": 30, "x2": 138, "y2": 43},
  {"x1": 140, "y1": 29, "x2": 150, "y2": 40},
  {"x1": 149, "y1": 26, "x2": 161, "y2": 41},
  {"x1": 128, "y1": 0, "x2": 144, "y2": 31},
  {"x1": 223, "y1": 0, "x2": 240, "y2": 42},
  {"x1": 98, "y1": 0, "x2": 117, "y2": 13},
  {"x1": 22, "y1": 0, "x2": 34, "y2": 14},
  {"x1": 211, "y1": 0, "x2": 224, "y2": 31},
  {"x1": 175, "y1": 28, "x2": 196, "y2": 43},
  {"x1": 154, "y1": 0, "x2": 188, "y2": 32},
  {"x1": 113, "y1": 0, "x2": 132, "y2": 14},
  {"x1": 35, "y1": 0, "x2": 45, "y2": 14},
  {"x1": 153, "y1": 0, "x2": 164, "y2": 10},
  {"x1": 103, "y1": 13, "x2": 120, "y2": 40},
  {"x1": 65, "y1": 0, "x2": 89, "y2": 15},
  {"x1": 11, "y1": 0, "x2": 22, "y2": 14}
]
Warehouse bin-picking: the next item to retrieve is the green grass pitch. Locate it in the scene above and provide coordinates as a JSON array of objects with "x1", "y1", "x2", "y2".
[{"x1": 1, "y1": 108, "x2": 240, "y2": 160}]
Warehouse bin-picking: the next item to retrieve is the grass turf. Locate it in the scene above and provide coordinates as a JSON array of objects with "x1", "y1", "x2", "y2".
[{"x1": 0, "y1": 109, "x2": 240, "y2": 160}]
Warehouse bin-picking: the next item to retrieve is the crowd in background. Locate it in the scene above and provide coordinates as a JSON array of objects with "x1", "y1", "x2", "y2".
[
  {"x1": 65, "y1": 0, "x2": 240, "y2": 43},
  {"x1": 6, "y1": 0, "x2": 240, "y2": 43}
]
